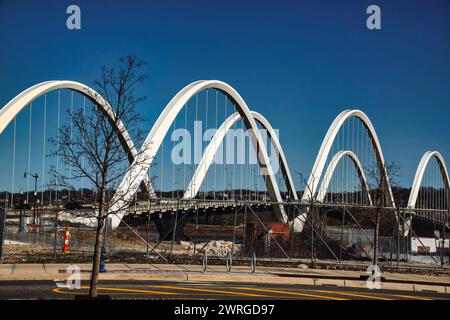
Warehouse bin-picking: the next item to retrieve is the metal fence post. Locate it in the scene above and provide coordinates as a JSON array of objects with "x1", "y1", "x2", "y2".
[
  {"x1": 389, "y1": 238, "x2": 392, "y2": 265},
  {"x1": 146, "y1": 199, "x2": 150, "y2": 254},
  {"x1": 169, "y1": 199, "x2": 179, "y2": 261},
  {"x1": 193, "y1": 200, "x2": 199, "y2": 256},
  {"x1": 441, "y1": 222, "x2": 446, "y2": 267},
  {"x1": 339, "y1": 207, "x2": 345, "y2": 261},
  {"x1": 397, "y1": 207, "x2": 400, "y2": 271},
  {"x1": 403, "y1": 210, "x2": 407, "y2": 262},
  {"x1": 0, "y1": 204, "x2": 7, "y2": 263},
  {"x1": 231, "y1": 199, "x2": 238, "y2": 257},
  {"x1": 241, "y1": 203, "x2": 247, "y2": 259},
  {"x1": 404, "y1": 211, "x2": 409, "y2": 262},
  {"x1": 310, "y1": 201, "x2": 315, "y2": 268},
  {"x1": 53, "y1": 211, "x2": 58, "y2": 259},
  {"x1": 289, "y1": 205, "x2": 294, "y2": 256}
]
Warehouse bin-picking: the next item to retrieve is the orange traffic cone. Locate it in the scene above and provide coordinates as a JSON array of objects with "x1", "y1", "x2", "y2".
[{"x1": 63, "y1": 226, "x2": 70, "y2": 254}]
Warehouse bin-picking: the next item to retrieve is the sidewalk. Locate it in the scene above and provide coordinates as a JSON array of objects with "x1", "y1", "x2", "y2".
[{"x1": 0, "y1": 263, "x2": 449, "y2": 294}]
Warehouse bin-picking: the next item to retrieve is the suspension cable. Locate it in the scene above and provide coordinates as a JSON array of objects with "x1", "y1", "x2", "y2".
[
  {"x1": 56, "y1": 90, "x2": 61, "y2": 204},
  {"x1": 11, "y1": 117, "x2": 17, "y2": 207},
  {"x1": 171, "y1": 118, "x2": 176, "y2": 199},
  {"x1": 81, "y1": 96, "x2": 86, "y2": 199},
  {"x1": 183, "y1": 101, "x2": 187, "y2": 194},
  {"x1": 27, "y1": 103, "x2": 32, "y2": 203},
  {"x1": 204, "y1": 89, "x2": 209, "y2": 201},
  {"x1": 42, "y1": 95, "x2": 47, "y2": 204},
  {"x1": 214, "y1": 90, "x2": 218, "y2": 200},
  {"x1": 69, "y1": 90, "x2": 73, "y2": 202}
]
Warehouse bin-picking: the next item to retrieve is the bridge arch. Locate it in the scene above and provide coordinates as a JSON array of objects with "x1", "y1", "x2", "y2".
[
  {"x1": 316, "y1": 150, "x2": 373, "y2": 205},
  {"x1": 0, "y1": 80, "x2": 153, "y2": 194},
  {"x1": 183, "y1": 111, "x2": 297, "y2": 202},
  {"x1": 407, "y1": 151, "x2": 450, "y2": 209},
  {"x1": 302, "y1": 109, "x2": 394, "y2": 206},
  {"x1": 290, "y1": 109, "x2": 395, "y2": 233},
  {"x1": 110, "y1": 80, "x2": 287, "y2": 229}
]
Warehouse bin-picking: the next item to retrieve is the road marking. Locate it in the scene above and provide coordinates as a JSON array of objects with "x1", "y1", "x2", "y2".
[
  {"x1": 233, "y1": 287, "x2": 347, "y2": 300},
  {"x1": 388, "y1": 294, "x2": 433, "y2": 301},
  {"x1": 53, "y1": 286, "x2": 179, "y2": 296},
  {"x1": 152, "y1": 285, "x2": 272, "y2": 298},
  {"x1": 311, "y1": 289, "x2": 434, "y2": 301},
  {"x1": 52, "y1": 284, "x2": 436, "y2": 301},
  {"x1": 310, "y1": 289, "x2": 393, "y2": 300}
]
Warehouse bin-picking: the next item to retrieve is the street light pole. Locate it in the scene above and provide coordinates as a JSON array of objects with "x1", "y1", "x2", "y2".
[
  {"x1": 19, "y1": 190, "x2": 24, "y2": 232},
  {"x1": 24, "y1": 172, "x2": 39, "y2": 225}
]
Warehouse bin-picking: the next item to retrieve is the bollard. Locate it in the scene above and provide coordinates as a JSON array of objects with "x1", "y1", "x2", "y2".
[
  {"x1": 99, "y1": 246, "x2": 107, "y2": 273},
  {"x1": 226, "y1": 250, "x2": 232, "y2": 273},
  {"x1": 250, "y1": 252, "x2": 256, "y2": 274},
  {"x1": 202, "y1": 251, "x2": 208, "y2": 272}
]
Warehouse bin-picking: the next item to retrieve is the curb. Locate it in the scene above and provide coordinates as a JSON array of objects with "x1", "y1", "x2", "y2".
[{"x1": 0, "y1": 271, "x2": 448, "y2": 294}]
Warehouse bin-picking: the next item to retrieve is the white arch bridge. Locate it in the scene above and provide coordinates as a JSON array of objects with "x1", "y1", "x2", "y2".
[{"x1": 1, "y1": 80, "x2": 449, "y2": 236}]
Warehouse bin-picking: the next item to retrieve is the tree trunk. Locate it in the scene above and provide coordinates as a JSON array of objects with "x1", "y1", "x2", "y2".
[
  {"x1": 373, "y1": 207, "x2": 380, "y2": 266},
  {"x1": 89, "y1": 206, "x2": 106, "y2": 298}
]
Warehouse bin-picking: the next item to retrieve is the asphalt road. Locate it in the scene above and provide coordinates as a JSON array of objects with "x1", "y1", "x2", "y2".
[{"x1": 0, "y1": 280, "x2": 448, "y2": 300}]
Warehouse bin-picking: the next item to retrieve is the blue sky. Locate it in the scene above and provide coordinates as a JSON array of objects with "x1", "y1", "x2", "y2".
[{"x1": 0, "y1": 0, "x2": 449, "y2": 192}]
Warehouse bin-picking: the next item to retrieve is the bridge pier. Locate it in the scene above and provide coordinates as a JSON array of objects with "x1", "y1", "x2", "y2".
[{"x1": 151, "y1": 212, "x2": 189, "y2": 241}]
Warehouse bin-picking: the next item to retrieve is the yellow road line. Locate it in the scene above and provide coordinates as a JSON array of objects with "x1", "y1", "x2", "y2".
[
  {"x1": 389, "y1": 294, "x2": 433, "y2": 301},
  {"x1": 53, "y1": 285, "x2": 434, "y2": 301},
  {"x1": 233, "y1": 287, "x2": 347, "y2": 300},
  {"x1": 310, "y1": 289, "x2": 393, "y2": 300},
  {"x1": 53, "y1": 286, "x2": 179, "y2": 296},
  {"x1": 310, "y1": 288, "x2": 434, "y2": 301},
  {"x1": 152, "y1": 285, "x2": 271, "y2": 298}
]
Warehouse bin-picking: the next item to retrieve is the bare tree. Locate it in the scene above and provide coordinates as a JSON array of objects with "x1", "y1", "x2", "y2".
[
  {"x1": 50, "y1": 56, "x2": 151, "y2": 298},
  {"x1": 365, "y1": 160, "x2": 401, "y2": 266}
]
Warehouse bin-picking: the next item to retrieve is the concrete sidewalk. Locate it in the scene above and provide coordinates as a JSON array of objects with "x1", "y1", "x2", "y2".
[{"x1": 0, "y1": 263, "x2": 449, "y2": 294}]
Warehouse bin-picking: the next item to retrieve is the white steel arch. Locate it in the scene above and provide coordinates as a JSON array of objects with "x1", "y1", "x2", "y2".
[
  {"x1": 302, "y1": 109, "x2": 395, "y2": 207},
  {"x1": 0, "y1": 80, "x2": 154, "y2": 195},
  {"x1": 290, "y1": 109, "x2": 395, "y2": 233},
  {"x1": 110, "y1": 80, "x2": 287, "y2": 229},
  {"x1": 407, "y1": 151, "x2": 450, "y2": 209},
  {"x1": 183, "y1": 111, "x2": 298, "y2": 203},
  {"x1": 316, "y1": 150, "x2": 373, "y2": 205}
]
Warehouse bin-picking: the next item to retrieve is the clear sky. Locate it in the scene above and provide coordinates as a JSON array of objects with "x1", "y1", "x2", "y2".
[{"x1": 0, "y1": 0, "x2": 449, "y2": 192}]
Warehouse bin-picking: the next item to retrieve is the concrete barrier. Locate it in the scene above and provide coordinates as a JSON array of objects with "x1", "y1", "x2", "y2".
[
  {"x1": 413, "y1": 284, "x2": 447, "y2": 294},
  {"x1": 381, "y1": 282, "x2": 415, "y2": 292},
  {"x1": 314, "y1": 279, "x2": 346, "y2": 287}
]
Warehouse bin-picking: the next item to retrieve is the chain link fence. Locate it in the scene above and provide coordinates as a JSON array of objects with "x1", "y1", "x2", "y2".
[{"x1": 1, "y1": 203, "x2": 448, "y2": 272}]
